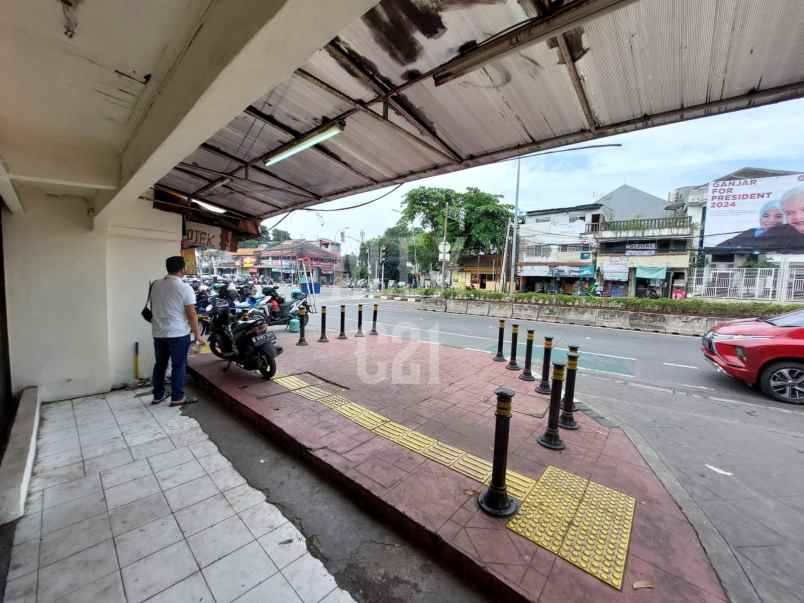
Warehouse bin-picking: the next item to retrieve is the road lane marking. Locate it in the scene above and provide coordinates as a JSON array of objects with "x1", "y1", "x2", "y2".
[
  {"x1": 340, "y1": 319, "x2": 636, "y2": 361},
  {"x1": 663, "y1": 362, "x2": 700, "y2": 369},
  {"x1": 629, "y1": 383, "x2": 673, "y2": 393},
  {"x1": 680, "y1": 384, "x2": 714, "y2": 391},
  {"x1": 704, "y1": 464, "x2": 733, "y2": 476}
]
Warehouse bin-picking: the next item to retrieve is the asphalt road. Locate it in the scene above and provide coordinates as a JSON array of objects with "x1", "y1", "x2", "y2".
[
  {"x1": 317, "y1": 296, "x2": 785, "y2": 409},
  {"x1": 301, "y1": 293, "x2": 804, "y2": 603}
]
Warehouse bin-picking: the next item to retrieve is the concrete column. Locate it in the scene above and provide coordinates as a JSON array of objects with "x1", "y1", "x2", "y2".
[{"x1": 95, "y1": 0, "x2": 379, "y2": 224}]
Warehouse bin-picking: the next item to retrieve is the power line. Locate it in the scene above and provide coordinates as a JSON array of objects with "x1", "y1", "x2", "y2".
[{"x1": 301, "y1": 183, "x2": 404, "y2": 212}]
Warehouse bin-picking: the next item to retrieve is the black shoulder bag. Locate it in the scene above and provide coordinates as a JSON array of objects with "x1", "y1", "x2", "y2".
[{"x1": 141, "y1": 281, "x2": 154, "y2": 322}]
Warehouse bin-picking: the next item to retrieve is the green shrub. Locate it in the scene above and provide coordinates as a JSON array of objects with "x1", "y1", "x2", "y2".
[{"x1": 414, "y1": 289, "x2": 802, "y2": 317}]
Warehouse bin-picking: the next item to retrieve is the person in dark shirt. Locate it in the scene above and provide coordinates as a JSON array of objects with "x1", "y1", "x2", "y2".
[
  {"x1": 716, "y1": 188, "x2": 804, "y2": 251},
  {"x1": 715, "y1": 199, "x2": 783, "y2": 250}
]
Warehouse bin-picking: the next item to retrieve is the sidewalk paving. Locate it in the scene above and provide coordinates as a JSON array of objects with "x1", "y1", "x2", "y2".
[
  {"x1": 189, "y1": 332, "x2": 727, "y2": 602},
  {"x1": 6, "y1": 388, "x2": 354, "y2": 603}
]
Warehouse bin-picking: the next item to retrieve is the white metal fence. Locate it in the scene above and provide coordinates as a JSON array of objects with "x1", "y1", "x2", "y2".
[{"x1": 688, "y1": 266, "x2": 804, "y2": 302}]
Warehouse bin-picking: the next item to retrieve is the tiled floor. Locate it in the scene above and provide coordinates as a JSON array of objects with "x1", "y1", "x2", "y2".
[{"x1": 6, "y1": 388, "x2": 354, "y2": 603}]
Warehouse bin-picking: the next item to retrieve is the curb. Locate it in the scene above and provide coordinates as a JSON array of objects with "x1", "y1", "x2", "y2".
[{"x1": 579, "y1": 399, "x2": 760, "y2": 603}]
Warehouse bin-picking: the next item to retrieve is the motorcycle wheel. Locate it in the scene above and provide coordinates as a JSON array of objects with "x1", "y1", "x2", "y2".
[
  {"x1": 209, "y1": 336, "x2": 228, "y2": 360},
  {"x1": 258, "y1": 352, "x2": 276, "y2": 380}
]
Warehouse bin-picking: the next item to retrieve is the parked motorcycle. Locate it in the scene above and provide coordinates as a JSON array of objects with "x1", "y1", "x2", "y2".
[
  {"x1": 204, "y1": 298, "x2": 282, "y2": 379},
  {"x1": 260, "y1": 286, "x2": 310, "y2": 327}
]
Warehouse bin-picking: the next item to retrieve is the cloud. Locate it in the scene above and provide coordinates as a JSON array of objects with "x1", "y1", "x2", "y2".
[{"x1": 272, "y1": 98, "x2": 804, "y2": 253}]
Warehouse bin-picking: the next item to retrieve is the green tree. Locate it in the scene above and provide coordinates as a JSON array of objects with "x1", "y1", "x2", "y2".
[
  {"x1": 398, "y1": 186, "x2": 512, "y2": 268},
  {"x1": 272, "y1": 228, "x2": 291, "y2": 243},
  {"x1": 239, "y1": 224, "x2": 272, "y2": 248}
]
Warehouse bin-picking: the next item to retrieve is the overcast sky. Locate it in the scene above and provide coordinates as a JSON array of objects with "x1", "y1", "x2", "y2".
[{"x1": 268, "y1": 98, "x2": 804, "y2": 255}]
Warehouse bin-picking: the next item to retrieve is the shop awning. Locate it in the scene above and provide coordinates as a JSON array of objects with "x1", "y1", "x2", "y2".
[{"x1": 635, "y1": 266, "x2": 667, "y2": 280}]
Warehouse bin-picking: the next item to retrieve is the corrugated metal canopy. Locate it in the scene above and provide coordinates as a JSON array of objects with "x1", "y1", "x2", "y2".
[{"x1": 157, "y1": 0, "x2": 804, "y2": 218}]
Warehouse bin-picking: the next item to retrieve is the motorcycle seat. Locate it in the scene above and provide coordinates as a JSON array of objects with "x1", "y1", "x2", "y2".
[{"x1": 232, "y1": 319, "x2": 262, "y2": 333}]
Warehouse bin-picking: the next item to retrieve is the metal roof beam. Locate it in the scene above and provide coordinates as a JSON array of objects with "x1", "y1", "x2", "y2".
[
  {"x1": 279, "y1": 79, "x2": 804, "y2": 213},
  {"x1": 326, "y1": 41, "x2": 464, "y2": 163},
  {"x1": 556, "y1": 33, "x2": 598, "y2": 131},
  {"x1": 199, "y1": 142, "x2": 320, "y2": 199},
  {"x1": 432, "y1": 0, "x2": 639, "y2": 87},
  {"x1": 295, "y1": 69, "x2": 456, "y2": 164},
  {"x1": 173, "y1": 165, "x2": 283, "y2": 212},
  {"x1": 243, "y1": 105, "x2": 377, "y2": 184}
]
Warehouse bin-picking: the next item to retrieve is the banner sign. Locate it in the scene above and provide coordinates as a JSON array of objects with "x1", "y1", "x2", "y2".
[
  {"x1": 183, "y1": 222, "x2": 222, "y2": 249},
  {"x1": 181, "y1": 248, "x2": 197, "y2": 275},
  {"x1": 602, "y1": 257, "x2": 629, "y2": 281},
  {"x1": 625, "y1": 242, "x2": 656, "y2": 256},
  {"x1": 520, "y1": 265, "x2": 551, "y2": 277},
  {"x1": 705, "y1": 173, "x2": 804, "y2": 251}
]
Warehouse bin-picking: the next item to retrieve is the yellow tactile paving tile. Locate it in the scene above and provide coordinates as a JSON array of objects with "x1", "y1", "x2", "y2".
[
  {"x1": 507, "y1": 466, "x2": 635, "y2": 590},
  {"x1": 333, "y1": 402, "x2": 365, "y2": 421},
  {"x1": 293, "y1": 386, "x2": 332, "y2": 401},
  {"x1": 451, "y1": 453, "x2": 493, "y2": 483},
  {"x1": 503, "y1": 470, "x2": 537, "y2": 502},
  {"x1": 271, "y1": 377, "x2": 635, "y2": 589},
  {"x1": 352, "y1": 407, "x2": 388, "y2": 430},
  {"x1": 273, "y1": 375, "x2": 309, "y2": 391},
  {"x1": 559, "y1": 490, "x2": 635, "y2": 589},
  {"x1": 420, "y1": 440, "x2": 464, "y2": 466},
  {"x1": 318, "y1": 393, "x2": 351, "y2": 409},
  {"x1": 398, "y1": 430, "x2": 436, "y2": 453},
  {"x1": 373, "y1": 421, "x2": 411, "y2": 443}
]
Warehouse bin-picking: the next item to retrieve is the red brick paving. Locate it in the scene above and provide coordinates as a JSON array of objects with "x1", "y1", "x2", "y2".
[{"x1": 189, "y1": 334, "x2": 726, "y2": 602}]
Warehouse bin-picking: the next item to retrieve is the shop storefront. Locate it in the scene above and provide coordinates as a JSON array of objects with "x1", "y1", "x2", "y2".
[
  {"x1": 600, "y1": 258, "x2": 629, "y2": 297},
  {"x1": 520, "y1": 264, "x2": 594, "y2": 293}
]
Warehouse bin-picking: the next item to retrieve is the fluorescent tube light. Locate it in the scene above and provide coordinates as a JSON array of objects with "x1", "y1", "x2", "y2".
[
  {"x1": 191, "y1": 198, "x2": 227, "y2": 214},
  {"x1": 264, "y1": 123, "x2": 344, "y2": 167}
]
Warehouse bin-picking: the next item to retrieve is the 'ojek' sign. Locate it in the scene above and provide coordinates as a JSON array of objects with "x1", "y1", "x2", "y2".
[{"x1": 183, "y1": 222, "x2": 221, "y2": 249}]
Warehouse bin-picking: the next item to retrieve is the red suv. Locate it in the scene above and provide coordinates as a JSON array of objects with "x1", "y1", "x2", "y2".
[{"x1": 702, "y1": 309, "x2": 804, "y2": 404}]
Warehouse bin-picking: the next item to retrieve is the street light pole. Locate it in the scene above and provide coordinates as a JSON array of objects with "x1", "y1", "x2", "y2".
[
  {"x1": 509, "y1": 158, "x2": 520, "y2": 294},
  {"x1": 441, "y1": 199, "x2": 450, "y2": 288}
]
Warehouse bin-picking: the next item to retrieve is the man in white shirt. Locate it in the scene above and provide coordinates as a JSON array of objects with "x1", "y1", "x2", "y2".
[{"x1": 151, "y1": 256, "x2": 206, "y2": 406}]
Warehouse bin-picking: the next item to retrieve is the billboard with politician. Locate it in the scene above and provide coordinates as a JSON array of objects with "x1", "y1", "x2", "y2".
[{"x1": 705, "y1": 174, "x2": 804, "y2": 252}]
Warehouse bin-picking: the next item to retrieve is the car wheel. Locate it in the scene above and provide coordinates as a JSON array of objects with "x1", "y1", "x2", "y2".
[{"x1": 760, "y1": 361, "x2": 804, "y2": 404}]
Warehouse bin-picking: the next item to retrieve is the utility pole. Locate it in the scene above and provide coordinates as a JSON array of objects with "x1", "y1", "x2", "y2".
[
  {"x1": 509, "y1": 158, "x2": 520, "y2": 294},
  {"x1": 440, "y1": 199, "x2": 450, "y2": 288},
  {"x1": 380, "y1": 246, "x2": 386, "y2": 290}
]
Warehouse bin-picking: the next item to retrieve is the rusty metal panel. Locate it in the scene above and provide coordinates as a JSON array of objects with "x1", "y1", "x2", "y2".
[
  {"x1": 162, "y1": 0, "x2": 804, "y2": 218},
  {"x1": 253, "y1": 73, "x2": 355, "y2": 134}
]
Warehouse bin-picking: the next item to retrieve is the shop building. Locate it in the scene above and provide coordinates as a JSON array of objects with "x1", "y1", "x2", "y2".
[
  {"x1": 450, "y1": 255, "x2": 504, "y2": 290},
  {"x1": 518, "y1": 186, "x2": 670, "y2": 293},
  {"x1": 260, "y1": 239, "x2": 339, "y2": 284},
  {"x1": 591, "y1": 216, "x2": 696, "y2": 297}
]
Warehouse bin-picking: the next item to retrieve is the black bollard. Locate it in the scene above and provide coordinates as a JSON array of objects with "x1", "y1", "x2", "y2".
[
  {"x1": 538, "y1": 363, "x2": 566, "y2": 450},
  {"x1": 567, "y1": 345, "x2": 579, "y2": 411},
  {"x1": 337, "y1": 305, "x2": 347, "y2": 340},
  {"x1": 478, "y1": 387, "x2": 519, "y2": 517},
  {"x1": 535, "y1": 336, "x2": 554, "y2": 394},
  {"x1": 559, "y1": 352, "x2": 579, "y2": 430},
  {"x1": 318, "y1": 306, "x2": 329, "y2": 343},
  {"x1": 355, "y1": 304, "x2": 365, "y2": 337},
  {"x1": 370, "y1": 304, "x2": 379, "y2": 335},
  {"x1": 519, "y1": 329, "x2": 535, "y2": 381},
  {"x1": 493, "y1": 319, "x2": 506, "y2": 362},
  {"x1": 506, "y1": 324, "x2": 520, "y2": 370},
  {"x1": 296, "y1": 306, "x2": 308, "y2": 346}
]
